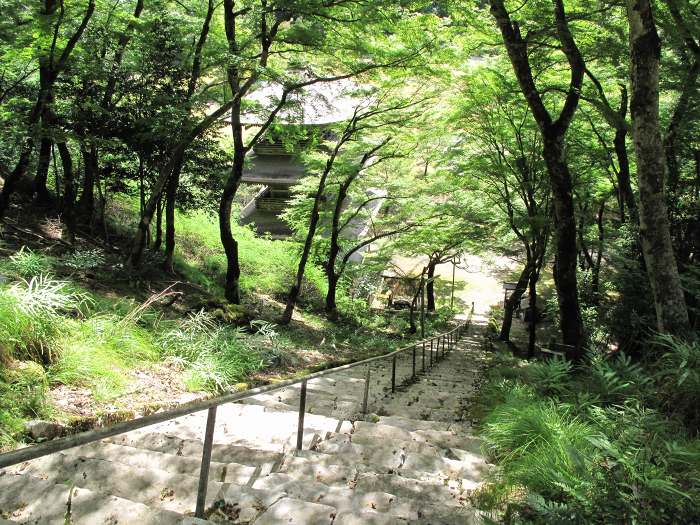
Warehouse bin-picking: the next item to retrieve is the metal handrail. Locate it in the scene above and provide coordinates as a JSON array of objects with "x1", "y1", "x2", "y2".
[{"x1": 0, "y1": 306, "x2": 474, "y2": 518}]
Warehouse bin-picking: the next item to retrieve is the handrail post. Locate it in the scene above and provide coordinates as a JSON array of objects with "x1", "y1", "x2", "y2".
[
  {"x1": 362, "y1": 366, "x2": 370, "y2": 414},
  {"x1": 442, "y1": 336, "x2": 446, "y2": 358},
  {"x1": 422, "y1": 340, "x2": 425, "y2": 372},
  {"x1": 429, "y1": 339, "x2": 433, "y2": 367},
  {"x1": 412, "y1": 345, "x2": 416, "y2": 380},
  {"x1": 391, "y1": 355, "x2": 397, "y2": 393},
  {"x1": 296, "y1": 380, "x2": 307, "y2": 451},
  {"x1": 195, "y1": 406, "x2": 217, "y2": 519}
]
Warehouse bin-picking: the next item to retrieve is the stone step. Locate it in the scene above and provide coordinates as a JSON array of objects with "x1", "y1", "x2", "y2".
[
  {"x1": 353, "y1": 472, "x2": 473, "y2": 509},
  {"x1": 105, "y1": 431, "x2": 283, "y2": 467},
  {"x1": 0, "y1": 472, "x2": 188, "y2": 524},
  {"x1": 251, "y1": 473, "x2": 419, "y2": 520},
  {"x1": 72, "y1": 441, "x2": 263, "y2": 485},
  {"x1": 9, "y1": 451, "x2": 223, "y2": 514},
  {"x1": 303, "y1": 434, "x2": 488, "y2": 484},
  {"x1": 109, "y1": 404, "x2": 352, "y2": 453},
  {"x1": 255, "y1": 497, "x2": 336, "y2": 524}
]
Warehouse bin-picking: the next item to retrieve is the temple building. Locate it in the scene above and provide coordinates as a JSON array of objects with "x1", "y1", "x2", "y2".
[{"x1": 239, "y1": 80, "x2": 359, "y2": 238}]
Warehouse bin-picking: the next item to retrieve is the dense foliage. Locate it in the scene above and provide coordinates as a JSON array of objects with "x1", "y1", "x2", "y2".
[{"x1": 0, "y1": 0, "x2": 699, "y2": 521}]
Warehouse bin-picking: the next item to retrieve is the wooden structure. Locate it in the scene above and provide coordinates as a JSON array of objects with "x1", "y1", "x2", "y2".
[{"x1": 239, "y1": 80, "x2": 359, "y2": 237}]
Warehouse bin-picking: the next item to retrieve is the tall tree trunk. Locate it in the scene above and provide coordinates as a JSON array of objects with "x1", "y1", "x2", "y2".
[
  {"x1": 153, "y1": 194, "x2": 163, "y2": 251},
  {"x1": 219, "y1": 153, "x2": 244, "y2": 304},
  {"x1": 56, "y1": 141, "x2": 75, "y2": 243},
  {"x1": 489, "y1": 0, "x2": 585, "y2": 359},
  {"x1": 78, "y1": 143, "x2": 97, "y2": 219},
  {"x1": 499, "y1": 261, "x2": 531, "y2": 342},
  {"x1": 282, "y1": 165, "x2": 327, "y2": 323},
  {"x1": 426, "y1": 259, "x2": 437, "y2": 311},
  {"x1": 325, "y1": 272, "x2": 339, "y2": 319},
  {"x1": 163, "y1": 161, "x2": 182, "y2": 273},
  {"x1": 527, "y1": 269, "x2": 539, "y2": 358},
  {"x1": 626, "y1": 0, "x2": 691, "y2": 337},
  {"x1": 591, "y1": 200, "x2": 605, "y2": 304},
  {"x1": 613, "y1": 88, "x2": 637, "y2": 219},
  {"x1": 34, "y1": 135, "x2": 53, "y2": 204},
  {"x1": 543, "y1": 134, "x2": 585, "y2": 354}
]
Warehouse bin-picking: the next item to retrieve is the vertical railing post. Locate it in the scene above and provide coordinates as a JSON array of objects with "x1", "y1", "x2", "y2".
[
  {"x1": 442, "y1": 336, "x2": 446, "y2": 358},
  {"x1": 391, "y1": 355, "x2": 397, "y2": 393},
  {"x1": 362, "y1": 366, "x2": 370, "y2": 414},
  {"x1": 429, "y1": 339, "x2": 433, "y2": 367},
  {"x1": 412, "y1": 345, "x2": 416, "y2": 379},
  {"x1": 195, "y1": 406, "x2": 217, "y2": 519},
  {"x1": 422, "y1": 340, "x2": 425, "y2": 372},
  {"x1": 296, "y1": 380, "x2": 307, "y2": 451}
]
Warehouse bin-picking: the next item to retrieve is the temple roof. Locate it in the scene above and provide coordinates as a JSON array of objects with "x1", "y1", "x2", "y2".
[{"x1": 241, "y1": 78, "x2": 362, "y2": 126}]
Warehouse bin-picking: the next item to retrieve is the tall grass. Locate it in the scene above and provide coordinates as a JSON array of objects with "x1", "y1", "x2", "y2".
[
  {"x1": 173, "y1": 210, "x2": 327, "y2": 302},
  {"x1": 0, "y1": 276, "x2": 86, "y2": 364},
  {"x1": 158, "y1": 310, "x2": 266, "y2": 392}
]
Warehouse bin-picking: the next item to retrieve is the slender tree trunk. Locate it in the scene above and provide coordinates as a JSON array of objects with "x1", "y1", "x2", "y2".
[
  {"x1": 499, "y1": 261, "x2": 531, "y2": 342},
  {"x1": 527, "y1": 269, "x2": 538, "y2": 358},
  {"x1": 78, "y1": 143, "x2": 97, "y2": 219},
  {"x1": 51, "y1": 142, "x2": 61, "y2": 201},
  {"x1": 591, "y1": 200, "x2": 605, "y2": 304},
  {"x1": 543, "y1": 134, "x2": 585, "y2": 354},
  {"x1": 282, "y1": 181, "x2": 324, "y2": 323},
  {"x1": 325, "y1": 273, "x2": 339, "y2": 319},
  {"x1": 426, "y1": 260, "x2": 437, "y2": 311},
  {"x1": 219, "y1": 151, "x2": 244, "y2": 304},
  {"x1": 626, "y1": 0, "x2": 691, "y2": 336},
  {"x1": 34, "y1": 135, "x2": 53, "y2": 204},
  {"x1": 614, "y1": 131, "x2": 636, "y2": 220},
  {"x1": 163, "y1": 161, "x2": 181, "y2": 273},
  {"x1": 153, "y1": 194, "x2": 163, "y2": 251},
  {"x1": 325, "y1": 237, "x2": 341, "y2": 319},
  {"x1": 56, "y1": 141, "x2": 75, "y2": 243}
]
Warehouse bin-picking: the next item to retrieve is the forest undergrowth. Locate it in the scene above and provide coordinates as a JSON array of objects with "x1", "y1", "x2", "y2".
[
  {"x1": 472, "y1": 327, "x2": 700, "y2": 525},
  {"x1": 0, "y1": 203, "x2": 453, "y2": 452}
]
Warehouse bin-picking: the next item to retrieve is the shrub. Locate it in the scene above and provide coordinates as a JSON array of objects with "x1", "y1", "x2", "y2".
[
  {"x1": 654, "y1": 335, "x2": 700, "y2": 432},
  {"x1": 521, "y1": 358, "x2": 572, "y2": 397}
]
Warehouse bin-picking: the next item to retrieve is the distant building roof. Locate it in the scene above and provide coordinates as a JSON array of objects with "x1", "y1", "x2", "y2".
[{"x1": 241, "y1": 78, "x2": 363, "y2": 126}]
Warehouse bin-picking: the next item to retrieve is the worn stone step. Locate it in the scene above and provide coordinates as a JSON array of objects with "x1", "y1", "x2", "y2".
[
  {"x1": 254, "y1": 497, "x2": 336, "y2": 524},
  {"x1": 306, "y1": 437, "x2": 488, "y2": 484},
  {"x1": 205, "y1": 484, "x2": 285, "y2": 523},
  {"x1": 10, "y1": 452, "x2": 223, "y2": 514},
  {"x1": 73, "y1": 441, "x2": 261, "y2": 485},
  {"x1": 105, "y1": 431, "x2": 283, "y2": 467},
  {"x1": 0, "y1": 472, "x2": 187, "y2": 524},
  {"x1": 252, "y1": 472, "x2": 422, "y2": 521},
  {"x1": 353, "y1": 472, "x2": 472, "y2": 509},
  {"x1": 110, "y1": 404, "x2": 352, "y2": 453}
]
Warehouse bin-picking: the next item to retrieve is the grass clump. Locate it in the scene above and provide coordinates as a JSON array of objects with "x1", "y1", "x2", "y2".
[
  {"x1": 159, "y1": 310, "x2": 267, "y2": 392},
  {"x1": 475, "y1": 338, "x2": 700, "y2": 525},
  {"x1": 0, "y1": 246, "x2": 55, "y2": 278},
  {"x1": 0, "y1": 276, "x2": 86, "y2": 364},
  {"x1": 0, "y1": 361, "x2": 52, "y2": 451}
]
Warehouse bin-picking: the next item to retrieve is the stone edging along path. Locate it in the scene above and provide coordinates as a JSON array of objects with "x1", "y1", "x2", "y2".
[{"x1": 0, "y1": 320, "x2": 490, "y2": 524}]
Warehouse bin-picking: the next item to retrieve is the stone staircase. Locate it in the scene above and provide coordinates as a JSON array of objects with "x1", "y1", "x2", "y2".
[{"x1": 0, "y1": 325, "x2": 488, "y2": 524}]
